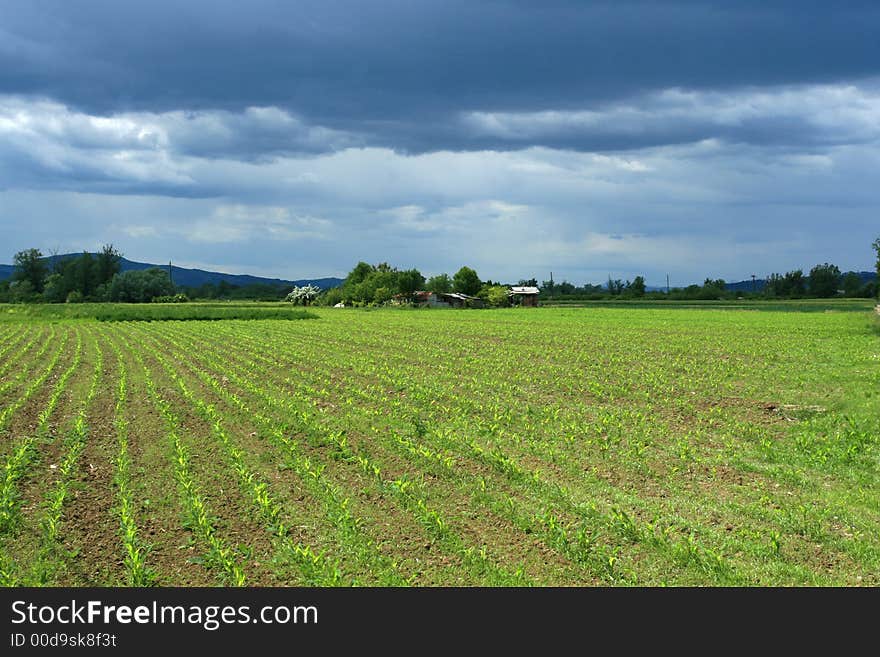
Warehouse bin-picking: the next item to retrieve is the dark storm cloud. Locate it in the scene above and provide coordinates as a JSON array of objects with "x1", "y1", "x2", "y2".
[
  {"x1": 2, "y1": 1, "x2": 879, "y2": 285},
  {"x1": 2, "y1": 1, "x2": 879, "y2": 153}
]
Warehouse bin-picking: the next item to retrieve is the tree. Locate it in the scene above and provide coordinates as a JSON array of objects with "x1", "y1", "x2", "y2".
[
  {"x1": 783, "y1": 270, "x2": 806, "y2": 297},
  {"x1": 479, "y1": 284, "x2": 510, "y2": 307},
  {"x1": 841, "y1": 272, "x2": 863, "y2": 298},
  {"x1": 13, "y1": 248, "x2": 48, "y2": 293},
  {"x1": 9, "y1": 280, "x2": 36, "y2": 303},
  {"x1": 453, "y1": 266, "x2": 481, "y2": 296},
  {"x1": 41, "y1": 273, "x2": 67, "y2": 303},
  {"x1": 76, "y1": 252, "x2": 95, "y2": 298},
  {"x1": 373, "y1": 286, "x2": 392, "y2": 305},
  {"x1": 285, "y1": 284, "x2": 321, "y2": 305},
  {"x1": 426, "y1": 273, "x2": 452, "y2": 294},
  {"x1": 108, "y1": 268, "x2": 175, "y2": 302},
  {"x1": 95, "y1": 244, "x2": 123, "y2": 288},
  {"x1": 808, "y1": 263, "x2": 841, "y2": 298},
  {"x1": 606, "y1": 278, "x2": 625, "y2": 295},
  {"x1": 217, "y1": 280, "x2": 236, "y2": 298},
  {"x1": 873, "y1": 237, "x2": 880, "y2": 298},
  {"x1": 628, "y1": 276, "x2": 646, "y2": 297},
  {"x1": 347, "y1": 261, "x2": 375, "y2": 285},
  {"x1": 397, "y1": 268, "x2": 425, "y2": 300}
]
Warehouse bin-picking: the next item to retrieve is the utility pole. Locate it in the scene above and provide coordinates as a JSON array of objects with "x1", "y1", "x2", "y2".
[
  {"x1": 751, "y1": 274, "x2": 756, "y2": 293},
  {"x1": 169, "y1": 260, "x2": 173, "y2": 286},
  {"x1": 666, "y1": 274, "x2": 670, "y2": 295}
]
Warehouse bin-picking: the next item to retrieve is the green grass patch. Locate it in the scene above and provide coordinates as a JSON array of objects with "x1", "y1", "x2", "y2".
[
  {"x1": 0, "y1": 303, "x2": 317, "y2": 322},
  {"x1": 539, "y1": 298, "x2": 876, "y2": 312}
]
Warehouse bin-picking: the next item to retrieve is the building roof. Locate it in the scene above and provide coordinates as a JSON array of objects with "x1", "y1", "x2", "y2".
[
  {"x1": 437, "y1": 292, "x2": 478, "y2": 301},
  {"x1": 509, "y1": 286, "x2": 540, "y2": 295}
]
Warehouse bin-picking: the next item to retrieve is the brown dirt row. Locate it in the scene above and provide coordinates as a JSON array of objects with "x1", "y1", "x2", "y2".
[
  {"x1": 164, "y1": 326, "x2": 612, "y2": 579},
  {"x1": 135, "y1": 349, "x2": 282, "y2": 585},
  {"x1": 170, "y1": 322, "x2": 756, "y2": 584},
  {"x1": 139, "y1": 324, "x2": 491, "y2": 584},
  {"x1": 54, "y1": 330, "x2": 129, "y2": 585},
  {"x1": 1, "y1": 326, "x2": 91, "y2": 583},
  {"x1": 147, "y1": 324, "x2": 578, "y2": 584},
  {"x1": 130, "y1": 325, "x2": 422, "y2": 584},
  {"x1": 97, "y1": 328, "x2": 217, "y2": 587}
]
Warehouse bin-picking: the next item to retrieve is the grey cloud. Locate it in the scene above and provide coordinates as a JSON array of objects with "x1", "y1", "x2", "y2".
[
  {"x1": 459, "y1": 84, "x2": 880, "y2": 152},
  {"x1": 0, "y1": 97, "x2": 361, "y2": 196},
  {"x1": 2, "y1": 2, "x2": 880, "y2": 153},
  {"x1": 2, "y1": 1, "x2": 879, "y2": 285}
]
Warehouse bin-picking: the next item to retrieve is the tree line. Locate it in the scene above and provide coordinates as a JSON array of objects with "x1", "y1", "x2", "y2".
[
  {"x1": 319, "y1": 262, "x2": 501, "y2": 306},
  {"x1": 0, "y1": 246, "x2": 178, "y2": 304},
  {"x1": 3, "y1": 238, "x2": 879, "y2": 305},
  {"x1": 0, "y1": 246, "x2": 296, "y2": 304}
]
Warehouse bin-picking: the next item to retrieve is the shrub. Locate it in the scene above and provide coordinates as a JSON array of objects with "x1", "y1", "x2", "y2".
[
  {"x1": 108, "y1": 269, "x2": 175, "y2": 303},
  {"x1": 152, "y1": 294, "x2": 189, "y2": 303},
  {"x1": 284, "y1": 284, "x2": 321, "y2": 305}
]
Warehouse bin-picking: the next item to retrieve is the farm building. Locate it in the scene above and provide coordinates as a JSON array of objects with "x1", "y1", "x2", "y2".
[
  {"x1": 437, "y1": 292, "x2": 483, "y2": 308},
  {"x1": 391, "y1": 291, "x2": 442, "y2": 306},
  {"x1": 393, "y1": 291, "x2": 483, "y2": 308},
  {"x1": 509, "y1": 286, "x2": 540, "y2": 307}
]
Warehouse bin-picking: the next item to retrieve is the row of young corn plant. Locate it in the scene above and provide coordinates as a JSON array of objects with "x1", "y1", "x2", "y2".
[
  {"x1": 105, "y1": 336, "x2": 155, "y2": 586},
  {"x1": 185, "y1": 324, "x2": 575, "y2": 580},
  {"x1": 140, "y1": 339, "x2": 345, "y2": 586},
  {"x1": 0, "y1": 328, "x2": 79, "y2": 534},
  {"x1": 202, "y1": 319, "x2": 739, "y2": 583},
  {"x1": 0, "y1": 325, "x2": 29, "y2": 370},
  {"x1": 113, "y1": 332, "x2": 246, "y2": 586},
  {"x1": 322, "y1": 310, "x2": 852, "y2": 581},
  {"x1": 164, "y1": 324, "x2": 570, "y2": 580},
  {"x1": 24, "y1": 329, "x2": 105, "y2": 584},
  {"x1": 0, "y1": 325, "x2": 55, "y2": 400},
  {"x1": 146, "y1": 323, "x2": 529, "y2": 585},
  {"x1": 134, "y1": 326, "x2": 444, "y2": 581},
  {"x1": 128, "y1": 324, "x2": 411, "y2": 586},
  {"x1": 352, "y1": 342, "x2": 740, "y2": 582},
  {"x1": 185, "y1": 322, "x2": 639, "y2": 582},
  {"x1": 127, "y1": 312, "x2": 870, "y2": 585}
]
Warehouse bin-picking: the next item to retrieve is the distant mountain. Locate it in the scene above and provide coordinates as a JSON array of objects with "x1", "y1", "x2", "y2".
[
  {"x1": 725, "y1": 278, "x2": 768, "y2": 293},
  {"x1": 0, "y1": 254, "x2": 343, "y2": 290}
]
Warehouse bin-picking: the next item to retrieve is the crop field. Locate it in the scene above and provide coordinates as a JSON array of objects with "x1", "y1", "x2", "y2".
[{"x1": 0, "y1": 303, "x2": 878, "y2": 586}]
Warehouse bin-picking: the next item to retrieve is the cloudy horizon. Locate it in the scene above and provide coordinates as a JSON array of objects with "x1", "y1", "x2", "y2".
[{"x1": 1, "y1": 1, "x2": 878, "y2": 287}]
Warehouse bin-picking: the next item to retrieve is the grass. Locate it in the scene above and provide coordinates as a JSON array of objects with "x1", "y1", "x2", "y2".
[
  {"x1": 0, "y1": 302, "x2": 317, "y2": 322},
  {"x1": 0, "y1": 303, "x2": 877, "y2": 586},
  {"x1": 539, "y1": 298, "x2": 876, "y2": 312}
]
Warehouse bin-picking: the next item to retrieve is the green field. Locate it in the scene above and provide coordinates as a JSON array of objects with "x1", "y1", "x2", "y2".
[{"x1": 0, "y1": 303, "x2": 878, "y2": 586}]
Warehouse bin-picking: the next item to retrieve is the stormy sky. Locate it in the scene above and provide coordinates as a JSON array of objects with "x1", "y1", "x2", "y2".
[{"x1": 1, "y1": 1, "x2": 878, "y2": 286}]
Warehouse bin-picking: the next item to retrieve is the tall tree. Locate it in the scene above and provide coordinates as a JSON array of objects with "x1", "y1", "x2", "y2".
[
  {"x1": 628, "y1": 276, "x2": 647, "y2": 297},
  {"x1": 426, "y1": 273, "x2": 452, "y2": 293},
  {"x1": 808, "y1": 263, "x2": 841, "y2": 298},
  {"x1": 76, "y1": 252, "x2": 95, "y2": 298},
  {"x1": 873, "y1": 237, "x2": 880, "y2": 298},
  {"x1": 841, "y1": 272, "x2": 863, "y2": 297},
  {"x1": 12, "y1": 248, "x2": 48, "y2": 293},
  {"x1": 108, "y1": 268, "x2": 175, "y2": 302},
  {"x1": 346, "y1": 261, "x2": 375, "y2": 285},
  {"x1": 453, "y1": 266, "x2": 481, "y2": 296},
  {"x1": 95, "y1": 243, "x2": 123, "y2": 287},
  {"x1": 397, "y1": 268, "x2": 425, "y2": 299}
]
